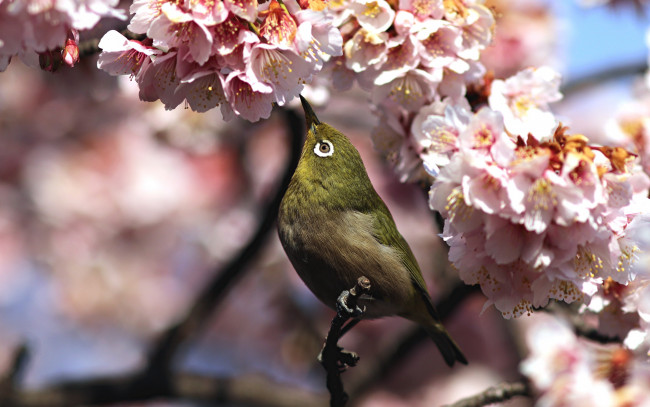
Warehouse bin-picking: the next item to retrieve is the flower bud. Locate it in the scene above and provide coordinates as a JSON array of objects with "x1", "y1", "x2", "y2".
[{"x1": 62, "y1": 29, "x2": 80, "y2": 67}]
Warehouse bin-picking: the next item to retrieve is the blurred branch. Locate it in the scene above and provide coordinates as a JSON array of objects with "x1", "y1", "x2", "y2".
[
  {"x1": 320, "y1": 277, "x2": 371, "y2": 407},
  {"x1": 1, "y1": 372, "x2": 327, "y2": 407},
  {"x1": 572, "y1": 322, "x2": 623, "y2": 344},
  {"x1": 441, "y1": 381, "x2": 531, "y2": 407},
  {"x1": 602, "y1": 0, "x2": 648, "y2": 14},
  {"x1": 560, "y1": 60, "x2": 648, "y2": 97},
  {"x1": 543, "y1": 302, "x2": 623, "y2": 344},
  {"x1": 0, "y1": 106, "x2": 305, "y2": 407},
  {"x1": 349, "y1": 283, "x2": 481, "y2": 399},
  {"x1": 0, "y1": 344, "x2": 30, "y2": 387},
  {"x1": 144, "y1": 106, "x2": 304, "y2": 375},
  {"x1": 0, "y1": 344, "x2": 30, "y2": 405}
]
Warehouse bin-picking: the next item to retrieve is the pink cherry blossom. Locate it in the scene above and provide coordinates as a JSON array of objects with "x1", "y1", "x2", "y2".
[
  {"x1": 212, "y1": 16, "x2": 258, "y2": 57},
  {"x1": 97, "y1": 30, "x2": 161, "y2": 78},
  {"x1": 147, "y1": 2, "x2": 215, "y2": 65},
  {"x1": 343, "y1": 28, "x2": 389, "y2": 73},
  {"x1": 413, "y1": 19, "x2": 468, "y2": 74},
  {"x1": 350, "y1": 0, "x2": 396, "y2": 33},
  {"x1": 177, "y1": 69, "x2": 228, "y2": 113},
  {"x1": 398, "y1": 0, "x2": 444, "y2": 20},
  {"x1": 489, "y1": 66, "x2": 562, "y2": 140},
  {"x1": 247, "y1": 43, "x2": 313, "y2": 106},
  {"x1": 409, "y1": 97, "x2": 471, "y2": 175},
  {"x1": 224, "y1": 0, "x2": 258, "y2": 22},
  {"x1": 260, "y1": 0, "x2": 298, "y2": 48},
  {"x1": 372, "y1": 68, "x2": 441, "y2": 112},
  {"x1": 223, "y1": 71, "x2": 274, "y2": 122},
  {"x1": 293, "y1": 7, "x2": 343, "y2": 64}
]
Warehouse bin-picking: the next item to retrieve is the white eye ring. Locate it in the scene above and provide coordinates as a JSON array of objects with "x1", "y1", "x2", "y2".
[{"x1": 314, "y1": 140, "x2": 334, "y2": 157}]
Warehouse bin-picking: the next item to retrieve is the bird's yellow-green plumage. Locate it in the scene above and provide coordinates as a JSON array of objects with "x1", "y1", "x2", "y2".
[{"x1": 277, "y1": 96, "x2": 466, "y2": 366}]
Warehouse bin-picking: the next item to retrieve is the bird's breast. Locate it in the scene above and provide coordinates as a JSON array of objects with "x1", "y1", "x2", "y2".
[{"x1": 278, "y1": 207, "x2": 414, "y2": 318}]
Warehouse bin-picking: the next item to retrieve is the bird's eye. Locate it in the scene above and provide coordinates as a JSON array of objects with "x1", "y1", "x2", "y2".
[{"x1": 314, "y1": 140, "x2": 334, "y2": 157}]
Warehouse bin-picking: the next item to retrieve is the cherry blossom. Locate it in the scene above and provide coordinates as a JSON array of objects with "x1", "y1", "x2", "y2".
[
  {"x1": 97, "y1": 30, "x2": 161, "y2": 78},
  {"x1": 328, "y1": 0, "x2": 494, "y2": 103},
  {"x1": 340, "y1": 0, "x2": 496, "y2": 185},
  {"x1": 488, "y1": 66, "x2": 562, "y2": 140},
  {"x1": 428, "y1": 101, "x2": 650, "y2": 317}
]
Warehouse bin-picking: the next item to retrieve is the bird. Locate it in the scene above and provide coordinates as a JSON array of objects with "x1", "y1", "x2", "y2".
[{"x1": 277, "y1": 95, "x2": 467, "y2": 366}]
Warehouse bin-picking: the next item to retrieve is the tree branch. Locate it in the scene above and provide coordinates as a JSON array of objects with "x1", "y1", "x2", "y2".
[
  {"x1": 441, "y1": 380, "x2": 531, "y2": 407},
  {"x1": 1, "y1": 372, "x2": 327, "y2": 407},
  {"x1": 560, "y1": 60, "x2": 647, "y2": 97},
  {"x1": 319, "y1": 277, "x2": 372, "y2": 407}
]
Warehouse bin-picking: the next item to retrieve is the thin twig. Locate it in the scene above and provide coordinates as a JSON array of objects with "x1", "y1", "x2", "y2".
[
  {"x1": 442, "y1": 381, "x2": 531, "y2": 407},
  {"x1": 320, "y1": 277, "x2": 372, "y2": 407}
]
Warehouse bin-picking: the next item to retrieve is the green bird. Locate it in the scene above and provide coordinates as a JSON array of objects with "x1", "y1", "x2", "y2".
[{"x1": 277, "y1": 96, "x2": 467, "y2": 367}]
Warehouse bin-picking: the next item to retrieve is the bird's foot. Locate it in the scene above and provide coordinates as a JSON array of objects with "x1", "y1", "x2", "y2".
[
  {"x1": 336, "y1": 290, "x2": 365, "y2": 318},
  {"x1": 318, "y1": 345, "x2": 359, "y2": 372}
]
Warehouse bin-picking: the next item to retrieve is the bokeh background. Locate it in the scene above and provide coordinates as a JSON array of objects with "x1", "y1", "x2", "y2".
[{"x1": 0, "y1": 0, "x2": 649, "y2": 406}]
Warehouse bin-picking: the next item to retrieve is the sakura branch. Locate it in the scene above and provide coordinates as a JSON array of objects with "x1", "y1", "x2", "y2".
[{"x1": 0, "y1": 370, "x2": 328, "y2": 407}]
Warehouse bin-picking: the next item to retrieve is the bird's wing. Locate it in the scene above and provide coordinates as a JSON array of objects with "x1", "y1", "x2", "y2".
[{"x1": 369, "y1": 205, "x2": 441, "y2": 320}]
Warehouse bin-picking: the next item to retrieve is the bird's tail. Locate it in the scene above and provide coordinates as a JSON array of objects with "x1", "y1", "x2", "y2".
[{"x1": 424, "y1": 323, "x2": 467, "y2": 367}]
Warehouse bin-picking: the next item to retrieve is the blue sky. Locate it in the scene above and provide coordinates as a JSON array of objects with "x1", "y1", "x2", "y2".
[{"x1": 557, "y1": 1, "x2": 649, "y2": 81}]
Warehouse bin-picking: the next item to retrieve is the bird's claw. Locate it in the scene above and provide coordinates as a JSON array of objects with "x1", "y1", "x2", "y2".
[
  {"x1": 318, "y1": 345, "x2": 359, "y2": 372},
  {"x1": 337, "y1": 349, "x2": 359, "y2": 370},
  {"x1": 336, "y1": 290, "x2": 365, "y2": 318}
]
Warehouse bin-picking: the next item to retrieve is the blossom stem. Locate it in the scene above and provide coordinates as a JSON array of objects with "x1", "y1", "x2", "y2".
[{"x1": 248, "y1": 21, "x2": 261, "y2": 36}]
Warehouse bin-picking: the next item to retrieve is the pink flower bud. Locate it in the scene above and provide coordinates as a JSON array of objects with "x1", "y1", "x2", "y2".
[{"x1": 62, "y1": 30, "x2": 80, "y2": 67}]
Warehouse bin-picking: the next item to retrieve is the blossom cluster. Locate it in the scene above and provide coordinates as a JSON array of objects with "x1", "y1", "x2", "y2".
[
  {"x1": 418, "y1": 66, "x2": 650, "y2": 318},
  {"x1": 521, "y1": 314, "x2": 650, "y2": 407},
  {"x1": 325, "y1": 0, "x2": 494, "y2": 109},
  {"x1": 322, "y1": 0, "x2": 496, "y2": 182},
  {"x1": 0, "y1": 0, "x2": 125, "y2": 71},
  {"x1": 97, "y1": 0, "x2": 342, "y2": 121}
]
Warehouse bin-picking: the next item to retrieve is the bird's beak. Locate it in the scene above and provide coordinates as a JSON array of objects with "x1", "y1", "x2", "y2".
[{"x1": 299, "y1": 95, "x2": 320, "y2": 133}]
